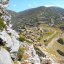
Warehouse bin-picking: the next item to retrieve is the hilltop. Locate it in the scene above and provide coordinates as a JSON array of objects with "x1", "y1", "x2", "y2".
[{"x1": 8, "y1": 6, "x2": 64, "y2": 30}]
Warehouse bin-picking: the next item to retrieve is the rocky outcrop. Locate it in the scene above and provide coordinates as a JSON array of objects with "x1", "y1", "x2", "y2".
[
  {"x1": 0, "y1": 47, "x2": 14, "y2": 64},
  {"x1": 0, "y1": 0, "x2": 20, "y2": 63},
  {"x1": 18, "y1": 42, "x2": 41, "y2": 64}
]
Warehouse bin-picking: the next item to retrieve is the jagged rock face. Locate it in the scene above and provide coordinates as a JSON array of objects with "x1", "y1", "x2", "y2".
[
  {"x1": 1, "y1": 15, "x2": 11, "y2": 25},
  {"x1": 28, "y1": 44, "x2": 41, "y2": 64},
  {"x1": 18, "y1": 42, "x2": 41, "y2": 64},
  {"x1": 0, "y1": 38, "x2": 5, "y2": 46},
  {"x1": 0, "y1": 28, "x2": 20, "y2": 53},
  {"x1": 0, "y1": 1, "x2": 21, "y2": 63},
  {"x1": 0, "y1": 47, "x2": 14, "y2": 64}
]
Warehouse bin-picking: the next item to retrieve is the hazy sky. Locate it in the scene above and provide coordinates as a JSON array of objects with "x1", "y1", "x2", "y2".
[{"x1": 8, "y1": 0, "x2": 64, "y2": 12}]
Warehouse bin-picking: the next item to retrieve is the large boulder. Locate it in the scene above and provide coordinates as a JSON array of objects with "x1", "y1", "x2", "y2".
[{"x1": 0, "y1": 47, "x2": 14, "y2": 64}]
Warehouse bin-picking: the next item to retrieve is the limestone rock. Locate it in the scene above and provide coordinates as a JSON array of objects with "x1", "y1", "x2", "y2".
[{"x1": 0, "y1": 47, "x2": 14, "y2": 64}]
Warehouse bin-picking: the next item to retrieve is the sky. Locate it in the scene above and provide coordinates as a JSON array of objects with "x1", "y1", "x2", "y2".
[{"x1": 8, "y1": 0, "x2": 64, "y2": 12}]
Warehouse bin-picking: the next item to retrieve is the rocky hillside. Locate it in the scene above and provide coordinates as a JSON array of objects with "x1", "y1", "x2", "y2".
[
  {"x1": 0, "y1": 1, "x2": 64, "y2": 63},
  {"x1": 0, "y1": 1, "x2": 41, "y2": 64},
  {"x1": 9, "y1": 6, "x2": 64, "y2": 30},
  {"x1": 0, "y1": 10, "x2": 41, "y2": 64}
]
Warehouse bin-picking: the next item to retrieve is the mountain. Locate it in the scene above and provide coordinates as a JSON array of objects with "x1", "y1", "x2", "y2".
[
  {"x1": 8, "y1": 6, "x2": 64, "y2": 30},
  {"x1": 0, "y1": 9, "x2": 41, "y2": 64},
  {"x1": 0, "y1": 6, "x2": 64, "y2": 64}
]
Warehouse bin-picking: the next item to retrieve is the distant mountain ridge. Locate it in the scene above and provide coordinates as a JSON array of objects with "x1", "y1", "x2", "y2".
[{"x1": 8, "y1": 6, "x2": 64, "y2": 30}]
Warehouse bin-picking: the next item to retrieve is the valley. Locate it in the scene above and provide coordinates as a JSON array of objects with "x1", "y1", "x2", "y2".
[
  {"x1": 19, "y1": 24, "x2": 64, "y2": 63},
  {"x1": 0, "y1": 0, "x2": 64, "y2": 63}
]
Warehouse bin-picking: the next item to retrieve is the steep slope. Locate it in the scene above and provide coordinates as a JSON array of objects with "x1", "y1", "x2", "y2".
[
  {"x1": 19, "y1": 23, "x2": 64, "y2": 64},
  {"x1": 0, "y1": 1, "x2": 64, "y2": 63},
  {"x1": 0, "y1": 2, "x2": 41, "y2": 64}
]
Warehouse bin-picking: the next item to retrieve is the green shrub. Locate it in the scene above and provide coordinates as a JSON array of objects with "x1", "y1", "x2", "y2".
[
  {"x1": 19, "y1": 34, "x2": 33, "y2": 43},
  {"x1": 57, "y1": 49, "x2": 64, "y2": 56},
  {"x1": 0, "y1": 18, "x2": 6, "y2": 30},
  {"x1": 19, "y1": 34, "x2": 26, "y2": 42},
  {"x1": 17, "y1": 47, "x2": 24, "y2": 61},
  {"x1": 57, "y1": 38, "x2": 64, "y2": 45},
  {"x1": 34, "y1": 46, "x2": 46, "y2": 57}
]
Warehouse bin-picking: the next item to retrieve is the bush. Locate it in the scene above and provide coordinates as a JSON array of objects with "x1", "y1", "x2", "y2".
[
  {"x1": 34, "y1": 46, "x2": 46, "y2": 57},
  {"x1": 19, "y1": 34, "x2": 26, "y2": 42},
  {"x1": 57, "y1": 38, "x2": 64, "y2": 45},
  {"x1": 19, "y1": 34, "x2": 33, "y2": 44},
  {"x1": 0, "y1": 18, "x2": 6, "y2": 30},
  {"x1": 17, "y1": 47, "x2": 24, "y2": 61},
  {"x1": 57, "y1": 49, "x2": 64, "y2": 56}
]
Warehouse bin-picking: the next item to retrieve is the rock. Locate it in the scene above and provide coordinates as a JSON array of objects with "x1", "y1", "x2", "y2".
[
  {"x1": 0, "y1": 30, "x2": 13, "y2": 47},
  {"x1": 19, "y1": 43, "x2": 41, "y2": 64},
  {"x1": 0, "y1": 28, "x2": 20, "y2": 52},
  {"x1": 0, "y1": 29, "x2": 20, "y2": 60},
  {"x1": 0, "y1": 47, "x2": 14, "y2": 64},
  {"x1": 28, "y1": 44, "x2": 41, "y2": 64},
  {"x1": 0, "y1": 1, "x2": 20, "y2": 64}
]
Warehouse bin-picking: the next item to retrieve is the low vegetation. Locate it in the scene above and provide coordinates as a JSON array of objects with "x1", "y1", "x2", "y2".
[
  {"x1": 0, "y1": 18, "x2": 6, "y2": 30},
  {"x1": 19, "y1": 24, "x2": 64, "y2": 61},
  {"x1": 19, "y1": 33, "x2": 33, "y2": 44},
  {"x1": 57, "y1": 49, "x2": 64, "y2": 56},
  {"x1": 34, "y1": 47, "x2": 46, "y2": 57},
  {"x1": 57, "y1": 38, "x2": 64, "y2": 45}
]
